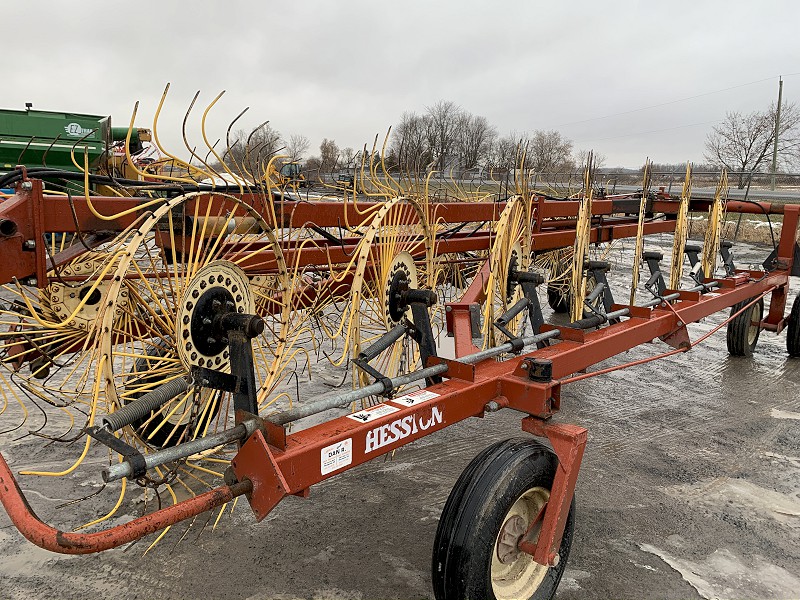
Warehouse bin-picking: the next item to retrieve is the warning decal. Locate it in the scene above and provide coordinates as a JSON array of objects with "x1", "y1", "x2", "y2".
[
  {"x1": 346, "y1": 403, "x2": 400, "y2": 423},
  {"x1": 390, "y1": 389, "x2": 441, "y2": 407},
  {"x1": 321, "y1": 438, "x2": 353, "y2": 475}
]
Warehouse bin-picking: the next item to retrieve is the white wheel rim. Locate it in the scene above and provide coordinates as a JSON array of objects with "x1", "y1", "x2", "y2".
[
  {"x1": 748, "y1": 301, "x2": 762, "y2": 346},
  {"x1": 491, "y1": 486, "x2": 551, "y2": 600}
]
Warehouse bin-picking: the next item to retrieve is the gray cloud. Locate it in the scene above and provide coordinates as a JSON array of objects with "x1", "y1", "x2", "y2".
[{"x1": 5, "y1": 0, "x2": 799, "y2": 167}]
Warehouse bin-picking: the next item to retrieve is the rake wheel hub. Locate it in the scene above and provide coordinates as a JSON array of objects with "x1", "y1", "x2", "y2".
[
  {"x1": 384, "y1": 252, "x2": 419, "y2": 326},
  {"x1": 176, "y1": 260, "x2": 254, "y2": 371}
]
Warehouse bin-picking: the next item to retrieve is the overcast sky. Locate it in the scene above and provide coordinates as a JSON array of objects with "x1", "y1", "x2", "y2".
[{"x1": 7, "y1": 1, "x2": 799, "y2": 168}]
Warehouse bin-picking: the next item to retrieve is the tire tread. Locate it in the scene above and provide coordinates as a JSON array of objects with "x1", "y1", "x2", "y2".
[
  {"x1": 432, "y1": 438, "x2": 574, "y2": 600},
  {"x1": 788, "y1": 294, "x2": 800, "y2": 357},
  {"x1": 726, "y1": 298, "x2": 762, "y2": 357}
]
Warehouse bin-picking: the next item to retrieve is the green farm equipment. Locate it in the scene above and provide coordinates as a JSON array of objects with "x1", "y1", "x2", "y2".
[{"x1": 0, "y1": 106, "x2": 152, "y2": 191}]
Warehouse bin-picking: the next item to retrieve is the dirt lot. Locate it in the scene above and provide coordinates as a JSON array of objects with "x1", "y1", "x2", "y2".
[{"x1": 1, "y1": 238, "x2": 799, "y2": 599}]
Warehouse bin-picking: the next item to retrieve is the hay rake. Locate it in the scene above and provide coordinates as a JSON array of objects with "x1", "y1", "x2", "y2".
[{"x1": 1, "y1": 99, "x2": 799, "y2": 600}]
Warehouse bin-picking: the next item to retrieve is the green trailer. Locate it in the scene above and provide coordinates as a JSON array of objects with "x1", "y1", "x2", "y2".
[{"x1": 0, "y1": 108, "x2": 114, "y2": 174}]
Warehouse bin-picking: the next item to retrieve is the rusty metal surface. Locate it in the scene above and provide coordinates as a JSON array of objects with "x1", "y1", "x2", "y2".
[{"x1": 0, "y1": 452, "x2": 251, "y2": 554}]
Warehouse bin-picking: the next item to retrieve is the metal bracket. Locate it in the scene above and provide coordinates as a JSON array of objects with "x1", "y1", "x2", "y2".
[
  {"x1": 642, "y1": 250, "x2": 667, "y2": 297},
  {"x1": 720, "y1": 241, "x2": 736, "y2": 277},
  {"x1": 583, "y1": 260, "x2": 618, "y2": 324},
  {"x1": 520, "y1": 418, "x2": 587, "y2": 567},
  {"x1": 762, "y1": 242, "x2": 800, "y2": 276},
  {"x1": 407, "y1": 298, "x2": 440, "y2": 384},
  {"x1": 494, "y1": 268, "x2": 547, "y2": 350},
  {"x1": 684, "y1": 244, "x2": 705, "y2": 286},
  {"x1": 193, "y1": 312, "x2": 265, "y2": 416},
  {"x1": 354, "y1": 288, "x2": 442, "y2": 393},
  {"x1": 192, "y1": 367, "x2": 237, "y2": 393},
  {"x1": 86, "y1": 426, "x2": 147, "y2": 480}
]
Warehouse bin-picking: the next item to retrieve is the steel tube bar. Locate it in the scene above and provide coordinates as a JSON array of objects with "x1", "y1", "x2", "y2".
[
  {"x1": 103, "y1": 419, "x2": 259, "y2": 483},
  {"x1": 0, "y1": 451, "x2": 252, "y2": 555},
  {"x1": 270, "y1": 329, "x2": 564, "y2": 426},
  {"x1": 269, "y1": 364, "x2": 450, "y2": 426},
  {"x1": 460, "y1": 330, "x2": 562, "y2": 364}
]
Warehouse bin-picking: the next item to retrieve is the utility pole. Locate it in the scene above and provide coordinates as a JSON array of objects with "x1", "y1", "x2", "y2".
[{"x1": 770, "y1": 76, "x2": 783, "y2": 191}]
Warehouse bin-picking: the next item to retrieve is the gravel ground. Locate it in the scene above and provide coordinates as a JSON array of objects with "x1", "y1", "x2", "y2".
[{"x1": 1, "y1": 236, "x2": 799, "y2": 599}]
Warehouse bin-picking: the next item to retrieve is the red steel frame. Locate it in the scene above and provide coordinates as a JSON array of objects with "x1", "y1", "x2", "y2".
[
  {"x1": 228, "y1": 250, "x2": 793, "y2": 566},
  {"x1": 0, "y1": 177, "x2": 710, "y2": 286},
  {"x1": 0, "y1": 176, "x2": 798, "y2": 567}
]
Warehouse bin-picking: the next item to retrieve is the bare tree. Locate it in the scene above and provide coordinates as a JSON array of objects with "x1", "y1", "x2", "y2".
[
  {"x1": 391, "y1": 103, "x2": 498, "y2": 173},
  {"x1": 704, "y1": 102, "x2": 800, "y2": 188},
  {"x1": 223, "y1": 124, "x2": 282, "y2": 178},
  {"x1": 319, "y1": 138, "x2": 340, "y2": 173},
  {"x1": 487, "y1": 134, "x2": 521, "y2": 172},
  {"x1": 575, "y1": 149, "x2": 607, "y2": 171},
  {"x1": 341, "y1": 147, "x2": 356, "y2": 167},
  {"x1": 527, "y1": 130, "x2": 574, "y2": 172},
  {"x1": 424, "y1": 100, "x2": 462, "y2": 171},
  {"x1": 391, "y1": 111, "x2": 432, "y2": 171},
  {"x1": 285, "y1": 134, "x2": 310, "y2": 162},
  {"x1": 458, "y1": 114, "x2": 497, "y2": 170}
]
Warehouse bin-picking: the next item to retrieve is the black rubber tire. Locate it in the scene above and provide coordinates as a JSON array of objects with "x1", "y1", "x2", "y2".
[
  {"x1": 547, "y1": 285, "x2": 570, "y2": 313},
  {"x1": 788, "y1": 294, "x2": 800, "y2": 357},
  {"x1": 432, "y1": 438, "x2": 575, "y2": 600},
  {"x1": 726, "y1": 297, "x2": 764, "y2": 357},
  {"x1": 548, "y1": 275, "x2": 601, "y2": 316}
]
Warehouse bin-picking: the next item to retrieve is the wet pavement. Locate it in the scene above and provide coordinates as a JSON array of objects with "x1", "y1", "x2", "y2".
[{"x1": 1, "y1": 236, "x2": 799, "y2": 599}]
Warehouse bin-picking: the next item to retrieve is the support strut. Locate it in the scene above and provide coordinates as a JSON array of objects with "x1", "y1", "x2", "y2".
[{"x1": 0, "y1": 452, "x2": 251, "y2": 555}]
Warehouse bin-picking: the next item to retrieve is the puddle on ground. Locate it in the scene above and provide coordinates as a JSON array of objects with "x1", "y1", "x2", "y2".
[
  {"x1": 639, "y1": 545, "x2": 800, "y2": 599},
  {"x1": 771, "y1": 408, "x2": 800, "y2": 420},
  {"x1": 666, "y1": 477, "x2": 800, "y2": 526}
]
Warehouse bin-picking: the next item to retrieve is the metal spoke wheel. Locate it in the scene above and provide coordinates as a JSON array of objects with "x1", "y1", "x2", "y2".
[
  {"x1": 0, "y1": 234, "x2": 133, "y2": 436},
  {"x1": 726, "y1": 297, "x2": 764, "y2": 357},
  {"x1": 98, "y1": 192, "x2": 296, "y2": 450},
  {"x1": 480, "y1": 196, "x2": 534, "y2": 348},
  {"x1": 545, "y1": 249, "x2": 573, "y2": 314},
  {"x1": 432, "y1": 438, "x2": 575, "y2": 600},
  {"x1": 345, "y1": 198, "x2": 436, "y2": 394}
]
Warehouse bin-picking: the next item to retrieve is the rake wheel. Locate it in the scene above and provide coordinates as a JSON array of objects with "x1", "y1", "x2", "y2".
[
  {"x1": 0, "y1": 236, "x2": 129, "y2": 432},
  {"x1": 480, "y1": 195, "x2": 533, "y2": 348},
  {"x1": 97, "y1": 192, "x2": 295, "y2": 449},
  {"x1": 343, "y1": 198, "x2": 436, "y2": 396}
]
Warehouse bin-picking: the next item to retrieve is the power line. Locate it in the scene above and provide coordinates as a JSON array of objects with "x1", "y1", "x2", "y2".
[
  {"x1": 574, "y1": 120, "x2": 720, "y2": 144},
  {"x1": 556, "y1": 72, "x2": 800, "y2": 129}
]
